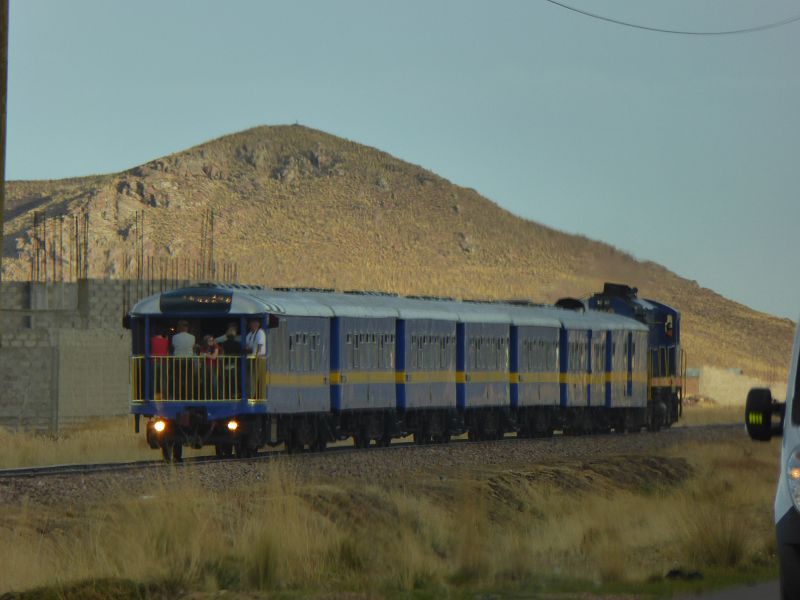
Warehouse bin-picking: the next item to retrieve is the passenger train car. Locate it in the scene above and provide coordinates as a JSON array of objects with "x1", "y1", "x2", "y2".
[{"x1": 126, "y1": 283, "x2": 676, "y2": 461}]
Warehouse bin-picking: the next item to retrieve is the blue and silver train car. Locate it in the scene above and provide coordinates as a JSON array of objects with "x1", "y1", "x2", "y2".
[
  {"x1": 127, "y1": 283, "x2": 653, "y2": 460},
  {"x1": 587, "y1": 282, "x2": 685, "y2": 428}
]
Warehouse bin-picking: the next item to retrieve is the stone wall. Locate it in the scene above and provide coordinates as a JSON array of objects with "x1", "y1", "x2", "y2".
[{"x1": 0, "y1": 278, "x2": 189, "y2": 432}]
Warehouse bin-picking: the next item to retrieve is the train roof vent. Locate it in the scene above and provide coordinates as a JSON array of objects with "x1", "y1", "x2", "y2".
[
  {"x1": 503, "y1": 299, "x2": 538, "y2": 306},
  {"x1": 601, "y1": 282, "x2": 638, "y2": 299},
  {"x1": 555, "y1": 297, "x2": 586, "y2": 311},
  {"x1": 406, "y1": 294, "x2": 457, "y2": 301},
  {"x1": 196, "y1": 282, "x2": 265, "y2": 290},
  {"x1": 342, "y1": 290, "x2": 399, "y2": 297},
  {"x1": 273, "y1": 286, "x2": 336, "y2": 293}
]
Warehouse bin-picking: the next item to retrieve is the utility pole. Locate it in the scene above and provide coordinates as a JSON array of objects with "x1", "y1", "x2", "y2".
[{"x1": 0, "y1": 0, "x2": 8, "y2": 289}]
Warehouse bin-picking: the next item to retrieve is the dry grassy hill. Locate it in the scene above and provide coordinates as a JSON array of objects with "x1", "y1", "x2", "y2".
[{"x1": 2, "y1": 125, "x2": 794, "y2": 381}]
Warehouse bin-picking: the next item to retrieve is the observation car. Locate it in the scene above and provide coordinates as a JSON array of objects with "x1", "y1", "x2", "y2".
[{"x1": 127, "y1": 283, "x2": 663, "y2": 461}]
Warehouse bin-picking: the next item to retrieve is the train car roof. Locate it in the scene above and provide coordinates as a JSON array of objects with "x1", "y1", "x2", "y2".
[{"x1": 130, "y1": 285, "x2": 647, "y2": 331}]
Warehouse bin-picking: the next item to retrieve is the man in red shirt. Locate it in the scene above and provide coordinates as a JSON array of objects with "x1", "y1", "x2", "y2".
[{"x1": 150, "y1": 328, "x2": 169, "y2": 400}]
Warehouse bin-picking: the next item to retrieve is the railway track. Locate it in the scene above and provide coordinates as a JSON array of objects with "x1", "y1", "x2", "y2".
[{"x1": 0, "y1": 422, "x2": 742, "y2": 480}]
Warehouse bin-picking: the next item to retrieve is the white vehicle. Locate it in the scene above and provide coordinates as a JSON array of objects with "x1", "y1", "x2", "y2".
[{"x1": 745, "y1": 321, "x2": 800, "y2": 599}]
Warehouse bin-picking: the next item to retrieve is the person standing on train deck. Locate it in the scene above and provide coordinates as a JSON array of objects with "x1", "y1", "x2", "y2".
[
  {"x1": 245, "y1": 319, "x2": 266, "y2": 400},
  {"x1": 172, "y1": 320, "x2": 196, "y2": 356},
  {"x1": 215, "y1": 321, "x2": 240, "y2": 345},
  {"x1": 150, "y1": 328, "x2": 169, "y2": 400},
  {"x1": 171, "y1": 320, "x2": 196, "y2": 399},
  {"x1": 219, "y1": 323, "x2": 241, "y2": 399},
  {"x1": 246, "y1": 319, "x2": 266, "y2": 357}
]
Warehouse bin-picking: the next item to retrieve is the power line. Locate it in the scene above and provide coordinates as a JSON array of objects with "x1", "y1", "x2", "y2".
[{"x1": 542, "y1": 0, "x2": 800, "y2": 35}]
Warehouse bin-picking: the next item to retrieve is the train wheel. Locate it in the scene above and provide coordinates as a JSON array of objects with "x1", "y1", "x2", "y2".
[
  {"x1": 215, "y1": 444, "x2": 234, "y2": 458},
  {"x1": 287, "y1": 438, "x2": 303, "y2": 454},
  {"x1": 311, "y1": 434, "x2": 327, "y2": 452},
  {"x1": 236, "y1": 442, "x2": 255, "y2": 458},
  {"x1": 172, "y1": 443, "x2": 183, "y2": 463},
  {"x1": 378, "y1": 434, "x2": 391, "y2": 447},
  {"x1": 161, "y1": 443, "x2": 173, "y2": 463}
]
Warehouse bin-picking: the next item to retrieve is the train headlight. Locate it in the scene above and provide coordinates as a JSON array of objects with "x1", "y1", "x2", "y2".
[
  {"x1": 227, "y1": 420, "x2": 239, "y2": 432},
  {"x1": 787, "y1": 447, "x2": 800, "y2": 512},
  {"x1": 153, "y1": 420, "x2": 166, "y2": 433}
]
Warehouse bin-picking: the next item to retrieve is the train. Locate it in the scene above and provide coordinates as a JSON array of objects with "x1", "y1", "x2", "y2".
[{"x1": 125, "y1": 282, "x2": 685, "y2": 461}]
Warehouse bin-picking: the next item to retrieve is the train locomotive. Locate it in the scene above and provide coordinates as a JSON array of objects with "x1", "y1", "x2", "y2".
[
  {"x1": 126, "y1": 282, "x2": 683, "y2": 461},
  {"x1": 587, "y1": 283, "x2": 685, "y2": 427}
]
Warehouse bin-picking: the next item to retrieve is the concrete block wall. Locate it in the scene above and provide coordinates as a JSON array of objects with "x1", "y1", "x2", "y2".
[
  {"x1": 0, "y1": 278, "x2": 193, "y2": 432},
  {"x1": 57, "y1": 329, "x2": 131, "y2": 426},
  {"x1": 0, "y1": 281, "x2": 29, "y2": 310},
  {"x1": 0, "y1": 329, "x2": 57, "y2": 431},
  {"x1": 698, "y1": 365, "x2": 784, "y2": 405}
]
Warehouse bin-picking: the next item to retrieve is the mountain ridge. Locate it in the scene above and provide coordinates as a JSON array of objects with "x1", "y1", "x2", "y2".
[{"x1": 2, "y1": 124, "x2": 793, "y2": 382}]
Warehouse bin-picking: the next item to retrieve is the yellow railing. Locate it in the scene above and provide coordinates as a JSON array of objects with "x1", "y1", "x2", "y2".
[
  {"x1": 680, "y1": 348, "x2": 687, "y2": 402},
  {"x1": 131, "y1": 356, "x2": 144, "y2": 402},
  {"x1": 247, "y1": 356, "x2": 267, "y2": 402},
  {"x1": 131, "y1": 356, "x2": 241, "y2": 402},
  {"x1": 130, "y1": 355, "x2": 268, "y2": 403}
]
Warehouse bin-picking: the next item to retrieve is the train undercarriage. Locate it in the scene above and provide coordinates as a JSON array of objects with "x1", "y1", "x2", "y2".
[{"x1": 141, "y1": 396, "x2": 681, "y2": 463}]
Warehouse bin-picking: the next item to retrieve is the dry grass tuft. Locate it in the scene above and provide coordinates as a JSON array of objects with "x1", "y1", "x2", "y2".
[{"x1": 0, "y1": 417, "x2": 216, "y2": 469}]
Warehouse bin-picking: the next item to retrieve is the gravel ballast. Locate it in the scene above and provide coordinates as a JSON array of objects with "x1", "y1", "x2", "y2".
[{"x1": 0, "y1": 424, "x2": 743, "y2": 508}]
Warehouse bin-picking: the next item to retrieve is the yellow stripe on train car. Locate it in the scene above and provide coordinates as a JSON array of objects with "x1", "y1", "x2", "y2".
[
  {"x1": 514, "y1": 372, "x2": 561, "y2": 384},
  {"x1": 266, "y1": 373, "x2": 329, "y2": 387},
  {"x1": 402, "y1": 371, "x2": 457, "y2": 384},
  {"x1": 266, "y1": 369, "x2": 652, "y2": 388}
]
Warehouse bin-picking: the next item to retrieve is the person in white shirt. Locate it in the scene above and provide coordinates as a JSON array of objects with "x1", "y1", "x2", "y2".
[
  {"x1": 245, "y1": 319, "x2": 266, "y2": 356},
  {"x1": 245, "y1": 319, "x2": 267, "y2": 400},
  {"x1": 172, "y1": 320, "x2": 196, "y2": 357}
]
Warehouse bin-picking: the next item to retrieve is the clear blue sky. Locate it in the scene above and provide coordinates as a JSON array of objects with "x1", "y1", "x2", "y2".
[{"x1": 7, "y1": 1, "x2": 800, "y2": 319}]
